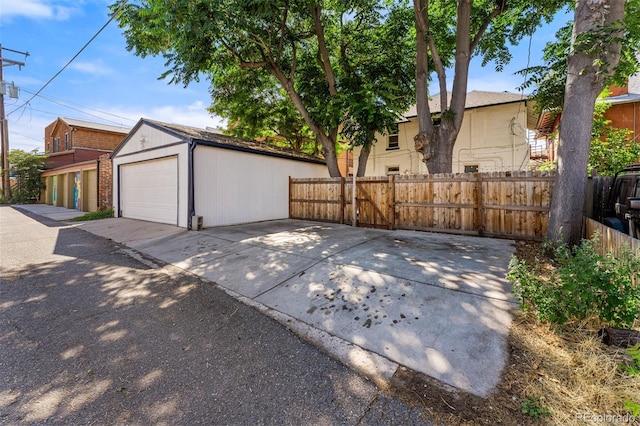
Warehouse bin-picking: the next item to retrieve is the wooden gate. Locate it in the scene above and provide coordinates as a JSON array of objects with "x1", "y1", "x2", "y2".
[{"x1": 352, "y1": 177, "x2": 394, "y2": 229}]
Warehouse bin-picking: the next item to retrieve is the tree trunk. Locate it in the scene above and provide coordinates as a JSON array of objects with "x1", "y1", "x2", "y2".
[
  {"x1": 272, "y1": 67, "x2": 341, "y2": 177},
  {"x1": 412, "y1": 0, "x2": 474, "y2": 175},
  {"x1": 547, "y1": 0, "x2": 624, "y2": 246},
  {"x1": 356, "y1": 145, "x2": 370, "y2": 177}
]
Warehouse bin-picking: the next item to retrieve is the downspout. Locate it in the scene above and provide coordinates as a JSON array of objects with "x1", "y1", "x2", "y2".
[{"x1": 187, "y1": 139, "x2": 196, "y2": 230}]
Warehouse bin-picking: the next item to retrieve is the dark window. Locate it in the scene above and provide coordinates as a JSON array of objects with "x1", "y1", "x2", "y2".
[
  {"x1": 464, "y1": 165, "x2": 479, "y2": 173},
  {"x1": 54, "y1": 137, "x2": 60, "y2": 152},
  {"x1": 64, "y1": 133, "x2": 69, "y2": 150},
  {"x1": 386, "y1": 166, "x2": 400, "y2": 176},
  {"x1": 387, "y1": 124, "x2": 399, "y2": 150}
]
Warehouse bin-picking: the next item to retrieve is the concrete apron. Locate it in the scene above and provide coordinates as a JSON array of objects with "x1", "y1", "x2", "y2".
[{"x1": 67, "y1": 214, "x2": 515, "y2": 397}]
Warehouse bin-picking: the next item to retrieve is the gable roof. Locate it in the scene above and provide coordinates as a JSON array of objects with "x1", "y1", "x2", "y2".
[
  {"x1": 50, "y1": 117, "x2": 131, "y2": 136},
  {"x1": 402, "y1": 90, "x2": 527, "y2": 119},
  {"x1": 113, "y1": 118, "x2": 325, "y2": 165}
]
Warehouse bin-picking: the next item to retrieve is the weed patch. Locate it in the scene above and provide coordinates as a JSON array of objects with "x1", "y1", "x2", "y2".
[{"x1": 71, "y1": 208, "x2": 114, "y2": 222}]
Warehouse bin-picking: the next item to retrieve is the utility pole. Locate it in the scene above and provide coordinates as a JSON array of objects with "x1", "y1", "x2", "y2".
[{"x1": 0, "y1": 45, "x2": 28, "y2": 202}]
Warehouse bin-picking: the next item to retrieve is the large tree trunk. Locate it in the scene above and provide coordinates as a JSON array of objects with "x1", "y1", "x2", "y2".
[
  {"x1": 412, "y1": 0, "x2": 475, "y2": 174},
  {"x1": 356, "y1": 145, "x2": 370, "y2": 177},
  {"x1": 272, "y1": 67, "x2": 341, "y2": 177},
  {"x1": 547, "y1": 0, "x2": 624, "y2": 246}
]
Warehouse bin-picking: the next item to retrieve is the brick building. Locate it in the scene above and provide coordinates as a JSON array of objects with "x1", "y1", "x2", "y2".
[
  {"x1": 605, "y1": 75, "x2": 640, "y2": 144},
  {"x1": 44, "y1": 117, "x2": 129, "y2": 169},
  {"x1": 534, "y1": 71, "x2": 640, "y2": 168},
  {"x1": 41, "y1": 118, "x2": 130, "y2": 212}
]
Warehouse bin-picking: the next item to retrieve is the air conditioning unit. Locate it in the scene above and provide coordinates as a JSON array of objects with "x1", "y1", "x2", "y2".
[{"x1": 191, "y1": 215, "x2": 203, "y2": 231}]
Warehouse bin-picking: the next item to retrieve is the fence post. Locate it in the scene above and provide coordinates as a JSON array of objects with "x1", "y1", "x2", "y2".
[
  {"x1": 339, "y1": 177, "x2": 345, "y2": 224},
  {"x1": 476, "y1": 173, "x2": 484, "y2": 236},
  {"x1": 352, "y1": 174, "x2": 357, "y2": 227},
  {"x1": 288, "y1": 176, "x2": 292, "y2": 219},
  {"x1": 388, "y1": 174, "x2": 395, "y2": 230}
]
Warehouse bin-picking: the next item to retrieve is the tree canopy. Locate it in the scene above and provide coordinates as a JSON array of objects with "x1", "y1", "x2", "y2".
[
  {"x1": 412, "y1": 0, "x2": 570, "y2": 173},
  {"x1": 7, "y1": 149, "x2": 46, "y2": 204},
  {"x1": 112, "y1": 0, "x2": 416, "y2": 177}
]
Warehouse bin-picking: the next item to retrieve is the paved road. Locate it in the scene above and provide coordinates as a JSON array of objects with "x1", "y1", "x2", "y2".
[{"x1": 0, "y1": 206, "x2": 431, "y2": 425}]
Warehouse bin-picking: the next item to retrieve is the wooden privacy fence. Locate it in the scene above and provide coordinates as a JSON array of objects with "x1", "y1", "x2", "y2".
[
  {"x1": 289, "y1": 171, "x2": 555, "y2": 240},
  {"x1": 584, "y1": 217, "x2": 640, "y2": 257}
]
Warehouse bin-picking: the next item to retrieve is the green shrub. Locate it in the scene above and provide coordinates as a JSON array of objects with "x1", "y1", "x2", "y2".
[
  {"x1": 521, "y1": 397, "x2": 551, "y2": 418},
  {"x1": 508, "y1": 237, "x2": 640, "y2": 328},
  {"x1": 71, "y1": 208, "x2": 114, "y2": 221}
]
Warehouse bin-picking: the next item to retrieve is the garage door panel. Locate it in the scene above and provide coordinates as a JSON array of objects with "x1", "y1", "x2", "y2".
[{"x1": 120, "y1": 157, "x2": 178, "y2": 225}]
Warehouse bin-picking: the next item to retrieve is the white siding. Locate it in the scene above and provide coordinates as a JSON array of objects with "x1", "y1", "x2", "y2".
[
  {"x1": 194, "y1": 146, "x2": 327, "y2": 227},
  {"x1": 112, "y1": 125, "x2": 189, "y2": 227}
]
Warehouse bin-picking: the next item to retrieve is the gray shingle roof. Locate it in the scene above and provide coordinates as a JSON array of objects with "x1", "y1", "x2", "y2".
[
  {"x1": 142, "y1": 119, "x2": 325, "y2": 164},
  {"x1": 61, "y1": 117, "x2": 131, "y2": 134},
  {"x1": 403, "y1": 90, "x2": 527, "y2": 118}
]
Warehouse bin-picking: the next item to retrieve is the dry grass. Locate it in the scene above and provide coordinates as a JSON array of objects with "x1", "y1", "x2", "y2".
[
  {"x1": 390, "y1": 240, "x2": 640, "y2": 425},
  {"x1": 509, "y1": 313, "x2": 640, "y2": 425}
]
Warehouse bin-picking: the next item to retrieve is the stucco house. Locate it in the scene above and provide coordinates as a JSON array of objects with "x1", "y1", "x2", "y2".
[
  {"x1": 356, "y1": 90, "x2": 536, "y2": 175},
  {"x1": 41, "y1": 117, "x2": 130, "y2": 212},
  {"x1": 111, "y1": 119, "x2": 327, "y2": 229}
]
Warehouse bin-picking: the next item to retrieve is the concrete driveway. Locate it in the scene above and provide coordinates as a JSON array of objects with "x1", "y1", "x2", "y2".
[{"x1": 16, "y1": 205, "x2": 517, "y2": 397}]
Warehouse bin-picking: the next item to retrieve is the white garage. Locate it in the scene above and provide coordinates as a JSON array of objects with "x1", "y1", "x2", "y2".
[{"x1": 111, "y1": 119, "x2": 327, "y2": 229}]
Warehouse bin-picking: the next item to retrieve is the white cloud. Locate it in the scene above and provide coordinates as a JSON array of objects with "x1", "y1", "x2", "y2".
[
  {"x1": 70, "y1": 61, "x2": 114, "y2": 76},
  {"x1": 1, "y1": 0, "x2": 75, "y2": 21}
]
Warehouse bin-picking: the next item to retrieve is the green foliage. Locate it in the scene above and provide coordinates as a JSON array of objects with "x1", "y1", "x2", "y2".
[
  {"x1": 619, "y1": 344, "x2": 640, "y2": 376},
  {"x1": 6, "y1": 149, "x2": 47, "y2": 204},
  {"x1": 588, "y1": 99, "x2": 640, "y2": 176},
  {"x1": 624, "y1": 398, "x2": 640, "y2": 417},
  {"x1": 508, "y1": 236, "x2": 640, "y2": 328},
  {"x1": 71, "y1": 208, "x2": 114, "y2": 222},
  {"x1": 112, "y1": 0, "x2": 416, "y2": 175},
  {"x1": 521, "y1": 397, "x2": 552, "y2": 418},
  {"x1": 519, "y1": 1, "x2": 640, "y2": 112},
  {"x1": 534, "y1": 160, "x2": 556, "y2": 172}
]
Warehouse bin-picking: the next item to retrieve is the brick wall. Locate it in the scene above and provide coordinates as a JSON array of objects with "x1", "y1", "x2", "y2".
[
  {"x1": 73, "y1": 129, "x2": 126, "y2": 151},
  {"x1": 97, "y1": 154, "x2": 113, "y2": 211},
  {"x1": 605, "y1": 101, "x2": 640, "y2": 143},
  {"x1": 44, "y1": 118, "x2": 127, "y2": 153}
]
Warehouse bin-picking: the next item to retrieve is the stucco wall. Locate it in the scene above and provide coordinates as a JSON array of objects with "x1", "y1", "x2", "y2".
[{"x1": 359, "y1": 102, "x2": 530, "y2": 175}]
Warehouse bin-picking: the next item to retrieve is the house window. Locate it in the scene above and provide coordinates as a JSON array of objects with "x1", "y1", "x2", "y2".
[
  {"x1": 464, "y1": 165, "x2": 479, "y2": 173},
  {"x1": 64, "y1": 133, "x2": 69, "y2": 150},
  {"x1": 386, "y1": 166, "x2": 400, "y2": 176},
  {"x1": 54, "y1": 137, "x2": 61, "y2": 152},
  {"x1": 387, "y1": 124, "x2": 399, "y2": 150}
]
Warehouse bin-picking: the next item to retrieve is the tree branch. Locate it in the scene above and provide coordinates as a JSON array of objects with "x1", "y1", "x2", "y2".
[
  {"x1": 220, "y1": 38, "x2": 267, "y2": 69},
  {"x1": 311, "y1": 4, "x2": 338, "y2": 96},
  {"x1": 470, "y1": 4, "x2": 503, "y2": 53}
]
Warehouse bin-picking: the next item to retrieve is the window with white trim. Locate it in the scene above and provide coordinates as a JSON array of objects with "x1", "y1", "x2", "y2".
[{"x1": 387, "y1": 123, "x2": 399, "y2": 150}]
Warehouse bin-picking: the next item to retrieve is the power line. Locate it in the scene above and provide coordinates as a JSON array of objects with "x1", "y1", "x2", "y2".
[
  {"x1": 7, "y1": 0, "x2": 129, "y2": 117},
  {"x1": 19, "y1": 88, "x2": 137, "y2": 126}
]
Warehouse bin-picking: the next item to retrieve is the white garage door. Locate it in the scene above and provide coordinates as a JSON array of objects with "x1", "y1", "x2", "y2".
[{"x1": 120, "y1": 157, "x2": 178, "y2": 225}]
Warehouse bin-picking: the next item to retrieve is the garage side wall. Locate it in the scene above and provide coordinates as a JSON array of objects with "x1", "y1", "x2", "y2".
[
  {"x1": 112, "y1": 127, "x2": 189, "y2": 227},
  {"x1": 194, "y1": 147, "x2": 327, "y2": 227}
]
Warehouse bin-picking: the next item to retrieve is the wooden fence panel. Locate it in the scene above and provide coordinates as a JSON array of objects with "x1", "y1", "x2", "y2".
[
  {"x1": 584, "y1": 217, "x2": 640, "y2": 257},
  {"x1": 290, "y1": 172, "x2": 555, "y2": 240}
]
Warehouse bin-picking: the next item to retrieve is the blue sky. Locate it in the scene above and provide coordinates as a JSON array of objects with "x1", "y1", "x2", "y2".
[{"x1": 1, "y1": 0, "x2": 571, "y2": 153}]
